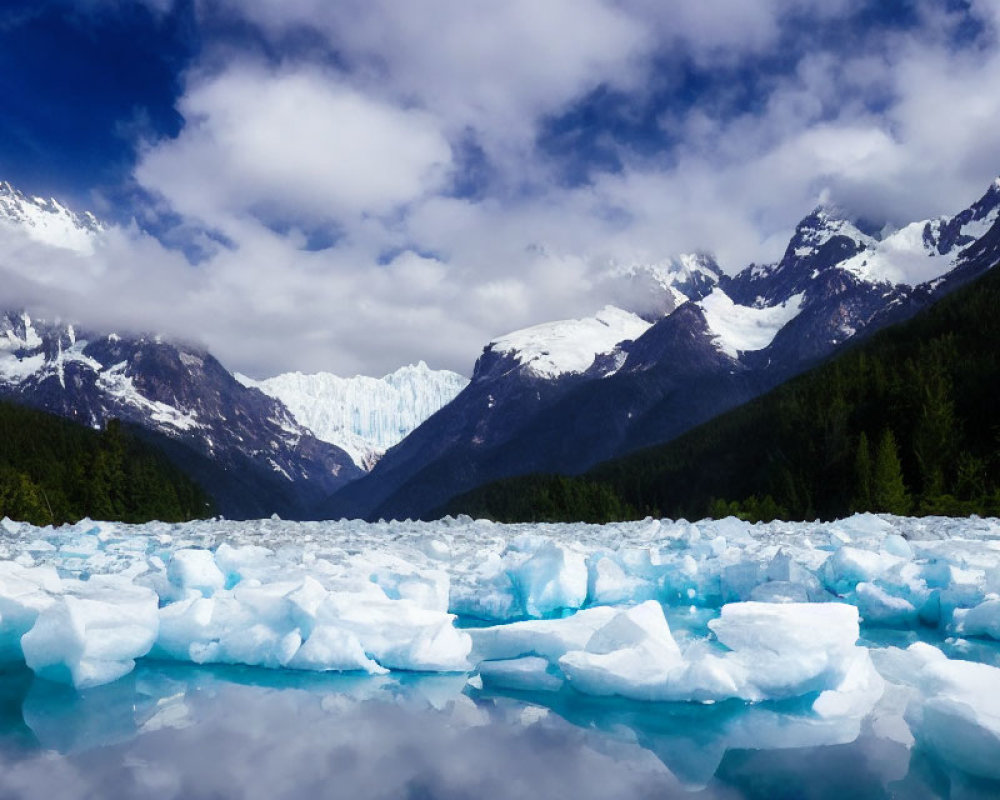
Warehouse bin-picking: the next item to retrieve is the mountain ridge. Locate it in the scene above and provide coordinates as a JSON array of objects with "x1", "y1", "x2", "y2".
[
  {"x1": 442, "y1": 252, "x2": 1000, "y2": 523},
  {"x1": 3, "y1": 175, "x2": 999, "y2": 523},
  {"x1": 0, "y1": 310, "x2": 362, "y2": 519},
  {"x1": 320, "y1": 177, "x2": 1000, "y2": 521}
]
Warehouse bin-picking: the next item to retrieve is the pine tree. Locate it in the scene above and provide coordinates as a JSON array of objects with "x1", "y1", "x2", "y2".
[
  {"x1": 873, "y1": 429, "x2": 911, "y2": 515},
  {"x1": 911, "y1": 346, "x2": 956, "y2": 497},
  {"x1": 852, "y1": 432, "x2": 873, "y2": 512}
]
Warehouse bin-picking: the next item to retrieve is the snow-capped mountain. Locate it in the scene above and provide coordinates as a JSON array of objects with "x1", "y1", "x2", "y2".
[
  {"x1": 238, "y1": 362, "x2": 468, "y2": 470},
  {"x1": 484, "y1": 305, "x2": 651, "y2": 381},
  {"x1": 0, "y1": 181, "x2": 103, "y2": 254},
  {"x1": 322, "y1": 177, "x2": 1000, "y2": 521},
  {"x1": 0, "y1": 311, "x2": 362, "y2": 518},
  {"x1": 0, "y1": 179, "x2": 369, "y2": 518},
  {"x1": 724, "y1": 183, "x2": 1000, "y2": 311}
]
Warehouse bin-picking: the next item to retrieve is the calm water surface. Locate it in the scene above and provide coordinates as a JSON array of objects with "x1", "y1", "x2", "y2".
[{"x1": 0, "y1": 652, "x2": 998, "y2": 800}]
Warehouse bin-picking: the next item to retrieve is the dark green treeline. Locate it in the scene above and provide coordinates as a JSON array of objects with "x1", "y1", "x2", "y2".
[
  {"x1": 0, "y1": 401, "x2": 213, "y2": 525},
  {"x1": 444, "y1": 265, "x2": 1000, "y2": 524}
]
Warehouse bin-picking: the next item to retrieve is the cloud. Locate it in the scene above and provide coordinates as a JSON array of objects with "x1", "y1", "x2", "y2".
[
  {"x1": 4, "y1": 0, "x2": 1000, "y2": 379},
  {"x1": 0, "y1": 668, "x2": 739, "y2": 800},
  {"x1": 204, "y1": 0, "x2": 651, "y2": 147},
  {"x1": 135, "y1": 63, "x2": 453, "y2": 233}
]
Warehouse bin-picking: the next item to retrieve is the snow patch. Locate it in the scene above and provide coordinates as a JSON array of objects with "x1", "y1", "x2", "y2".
[
  {"x1": 699, "y1": 289, "x2": 805, "y2": 358},
  {"x1": 97, "y1": 362, "x2": 201, "y2": 432},
  {"x1": 490, "y1": 305, "x2": 651, "y2": 379}
]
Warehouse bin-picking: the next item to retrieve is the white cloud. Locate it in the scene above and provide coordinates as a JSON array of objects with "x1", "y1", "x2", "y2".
[
  {"x1": 205, "y1": 0, "x2": 650, "y2": 148},
  {"x1": 6, "y1": 1, "x2": 1000, "y2": 381},
  {"x1": 135, "y1": 63, "x2": 453, "y2": 232}
]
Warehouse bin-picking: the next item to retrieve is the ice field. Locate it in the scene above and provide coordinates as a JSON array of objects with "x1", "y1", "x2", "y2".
[{"x1": 1, "y1": 512, "x2": 1000, "y2": 797}]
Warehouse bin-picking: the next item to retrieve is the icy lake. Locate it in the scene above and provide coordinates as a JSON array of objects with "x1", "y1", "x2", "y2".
[{"x1": 1, "y1": 513, "x2": 999, "y2": 798}]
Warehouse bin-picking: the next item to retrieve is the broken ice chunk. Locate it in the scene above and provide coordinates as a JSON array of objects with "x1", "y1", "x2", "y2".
[{"x1": 21, "y1": 577, "x2": 158, "y2": 689}]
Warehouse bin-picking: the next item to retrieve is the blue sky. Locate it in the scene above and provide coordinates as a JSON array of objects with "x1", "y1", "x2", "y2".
[{"x1": 1, "y1": 0, "x2": 999, "y2": 377}]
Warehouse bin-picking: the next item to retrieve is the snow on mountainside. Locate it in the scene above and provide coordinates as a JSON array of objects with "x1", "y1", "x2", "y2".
[
  {"x1": 324, "y1": 176, "x2": 1000, "y2": 522},
  {"x1": 0, "y1": 309, "x2": 363, "y2": 518},
  {"x1": 733, "y1": 185, "x2": 1000, "y2": 306},
  {"x1": 838, "y1": 187, "x2": 1000, "y2": 286},
  {"x1": 1, "y1": 312, "x2": 203, "y2": 433},
  {"x1": 0, "y1": 180, "x2": 103, "y2": 254},
  {"x1": 698, "y1": 289, "x2": 805, "y2": 359},
  {"x1": 239, "y1": 362, "x2": 468, "y2": 470},
  {"x1": 482, "y1": 256, "x2": 723, "y2": 383},
  {"x1": 790, "y1": 209, "x2": 875, "y2": 261},
  {"x1": 487, "y1": 305, "x2": 651, "y2": 380}
]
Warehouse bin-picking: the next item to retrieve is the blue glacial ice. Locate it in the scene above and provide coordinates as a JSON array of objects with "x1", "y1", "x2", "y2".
[{"x1": 2, "y1": 511, "x2": 1000, "y2": 784}]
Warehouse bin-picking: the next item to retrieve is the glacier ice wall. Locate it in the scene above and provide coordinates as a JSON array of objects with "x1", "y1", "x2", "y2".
[{"x1": 240, "y1": 361, "x2": 467, "y2": 469}]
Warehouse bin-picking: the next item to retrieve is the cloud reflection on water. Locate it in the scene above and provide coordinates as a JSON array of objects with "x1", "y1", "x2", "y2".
[{"x1": 0, "y1": 662, "x2": 994, "y2": 800}]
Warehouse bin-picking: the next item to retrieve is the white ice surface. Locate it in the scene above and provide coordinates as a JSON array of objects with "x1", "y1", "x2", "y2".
[
  {"x1": 872, "y1": 642, "x2": 1000, "y2": 780},
  {"x1": 489, "y1": 305, "x2": 651, "y2": 379},
  {"x1": 0, "y1": 511, "x2": 997, "y2": 751},
  {"x1": 240, "y1": 361, "x2": 467, "y2": 469}
]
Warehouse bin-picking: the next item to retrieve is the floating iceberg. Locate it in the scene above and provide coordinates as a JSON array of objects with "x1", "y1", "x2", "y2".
[{"x1": 0, "y1": 511, "x2": 996, "y2": 762}]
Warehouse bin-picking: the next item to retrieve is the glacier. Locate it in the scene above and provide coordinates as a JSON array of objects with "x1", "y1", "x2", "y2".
[
  {"x1": 1, "y1": 512, "x2": 999, "y2": 792},
  {"x1": 238, "y1": 361, "x2": 467, "y2": 469}
]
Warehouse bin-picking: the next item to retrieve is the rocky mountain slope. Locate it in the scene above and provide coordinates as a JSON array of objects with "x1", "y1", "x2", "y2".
[{"x1": 321, "y1": 179, "x2": 1000, "y2": 521}]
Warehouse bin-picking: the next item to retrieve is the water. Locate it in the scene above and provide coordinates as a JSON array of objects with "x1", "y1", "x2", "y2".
[
  {"x1": 2, "y1": 514, "x2": 1000, "y2": 797},
  {"x1": 0, "y1": 659, "x2": 996, "y2": 800}
]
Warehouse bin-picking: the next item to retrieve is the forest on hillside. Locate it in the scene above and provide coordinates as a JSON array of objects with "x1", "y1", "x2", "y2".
[
  {"x1": 443, "y1": 265, "x2": 1000, "y2": 524},
  {"x1": 0, "y1": 401, "x2": 213, "y2": 525}
]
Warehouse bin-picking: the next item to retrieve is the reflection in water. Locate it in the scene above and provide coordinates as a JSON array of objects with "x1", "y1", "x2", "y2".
[{"x1": 0, "y1": 661, "x2": 995, "y2": 799}]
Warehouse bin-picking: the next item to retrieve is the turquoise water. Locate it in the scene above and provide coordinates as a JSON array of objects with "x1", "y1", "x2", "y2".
[{"x1": 0, "y1": 655, "x2": 997, "y2": 800}]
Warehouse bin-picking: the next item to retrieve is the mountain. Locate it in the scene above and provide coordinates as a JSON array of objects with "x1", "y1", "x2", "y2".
[
  {"x1": 0, "y1": 180, "x2": 370, "y2": 518},
  {"x1": 0, "y1": 311, "x2": 363, "y2": 519},
  {"x1": 444, "y1": 251, "x2": 1000, "y2": 522},
  {"x1": 320, "y1": 179, "x2": 1000, "y2": 521},
  {"x1": 0, "y1": 180, "x2": 103, "y2": 254},
  {"x1": 237, "y1": 362, "x2": 468, "y2": 470},
  {"x1": 600, "y1": 253, "x2": 724, "y2": 320}
]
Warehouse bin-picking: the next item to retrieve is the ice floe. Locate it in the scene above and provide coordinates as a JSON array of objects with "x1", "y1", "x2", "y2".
[{"x1": 1, "y1": 511, "x2": 999, "y2": 783}]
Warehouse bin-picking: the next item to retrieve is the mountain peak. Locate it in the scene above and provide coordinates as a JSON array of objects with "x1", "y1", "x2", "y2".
[
  {"x1": 796, "y1": 204, "x2": 870, "y2": 239},
  {"x1": 974, "y1": 176, "x2": 1000, "y2": 213},
  {"x1": 781, "y1": 205, "x2": 874, "y2": 267},
  {"x1": 484, "y1": 305, "x2": 650, "y2": 380},
  {"x1": 0, "y1": 178, "x2": 104, "y2": 255},
  {"x1": 603, "y1": 253, "x2": 723, "y2": 322}
]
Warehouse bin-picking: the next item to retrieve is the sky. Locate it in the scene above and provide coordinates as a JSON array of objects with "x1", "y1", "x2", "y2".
[{"x1": 1, "y1": 0, "x2": 999, "y2": 378}]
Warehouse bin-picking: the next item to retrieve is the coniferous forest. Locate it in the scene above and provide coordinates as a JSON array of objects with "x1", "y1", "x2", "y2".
[
  {"x1": 443, "y1": 264, "x2": 1000, "y2": 524},
  {"x1": 0, "y1": 401, "x2": 213, "y2": 525}
]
